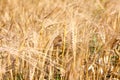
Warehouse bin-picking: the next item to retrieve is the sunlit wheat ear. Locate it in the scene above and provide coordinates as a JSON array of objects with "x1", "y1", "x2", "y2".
[
  {"x1": 104, "y1": 0, "x2": 120, "y2": 15},
  {"x1": 112, "y1": 37, "x2": 120, "y2": 57},
  {"x1": 53, "y1": 35, "x2": 62, "y2": 48}
]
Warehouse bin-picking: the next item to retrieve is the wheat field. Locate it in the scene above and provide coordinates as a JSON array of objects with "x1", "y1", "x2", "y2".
[{"x1": 0, "y1": 0, "x2": 120, "y2": 80}]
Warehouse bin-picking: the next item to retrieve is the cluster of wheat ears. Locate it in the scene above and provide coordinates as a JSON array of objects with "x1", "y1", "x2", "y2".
[{"x1": 0, "y1": 0, "x2": 120, "y2": 80}]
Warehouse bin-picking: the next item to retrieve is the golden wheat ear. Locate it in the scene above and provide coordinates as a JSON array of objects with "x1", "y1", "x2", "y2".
[
  {"x1": 53, "y1": 35, "x2": 62, "y2": 48},
  {"x1": 111, "y1": 37, "x2": 120, "y2": 57}
]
